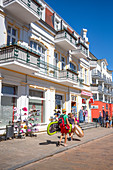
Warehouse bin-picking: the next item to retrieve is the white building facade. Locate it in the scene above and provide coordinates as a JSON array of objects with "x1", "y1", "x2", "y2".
[{"x1": 0, "y1": 0, "x2": 94, "y2": 131}]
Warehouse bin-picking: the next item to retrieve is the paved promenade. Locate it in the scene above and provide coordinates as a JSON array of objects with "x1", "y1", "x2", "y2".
[
  {"x1": 0, "y1": 127, "x2": 113, "y2": 170},
  {"x1": 19, "y1": 133, "x2": 113, "y2": 170}
]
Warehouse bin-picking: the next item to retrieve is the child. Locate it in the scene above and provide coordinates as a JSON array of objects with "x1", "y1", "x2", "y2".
[{"x1": 68, "y1": 113, "x2": 77, "y2": 140}]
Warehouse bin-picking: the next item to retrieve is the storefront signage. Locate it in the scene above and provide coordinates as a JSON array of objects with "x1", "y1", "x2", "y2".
[
  {"x1": 91, "y1": 105, "x2": 98, "y2": 109},
  {"x1": 81, "y1": 91, "x2": 92, "y2": 97}
]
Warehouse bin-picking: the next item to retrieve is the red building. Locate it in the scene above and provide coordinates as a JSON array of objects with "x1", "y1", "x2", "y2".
[{"x1": 91, "y1": 101, "x2": 113, "y2": 121}]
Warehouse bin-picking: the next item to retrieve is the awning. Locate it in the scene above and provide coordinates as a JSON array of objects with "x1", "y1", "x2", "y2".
[{"x1": 81, "y1": 91, "x2": 92, "y2": 97}]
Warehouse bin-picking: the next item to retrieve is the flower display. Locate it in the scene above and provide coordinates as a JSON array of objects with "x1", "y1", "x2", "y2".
[{"x1": 22, "y1": 107, "x2": 28, "y2": 111}]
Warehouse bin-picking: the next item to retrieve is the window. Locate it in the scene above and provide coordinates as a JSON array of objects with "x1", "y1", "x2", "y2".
[
  {"x1": 61, "y1": 56, "x2": 65, "y2": 70},
  {"x1": 80, "y1": 67, "x2": 83, "y2": 78},
  {"x1": 103, "y1": 62, "x2": 105, "y2": 69},
  {"x1": 30, "y1": 41, "x2": 46, "y2": 61},
  {"x1": 54, "y1": 52, "x2": 58, "y2": 67},
  {"x1": 70, "y1": 63, "x2": 77, "y2": 72},
  {"x1": 7, "y1": 26, "x2": 17, "y2": 45},
  {"x1": 55, "y1": 95, "x2": 63, "y2": 110},
  {"x1": 85, "y1": 69, "x2": 87, "y2": 84},
  {"x1": 93, "y1": 94, "x2": 97, "y2": 100},
  {"x1": 2, "y1": 84, "x2": 17, "y2": 95},
  {"x1": 55, "y1": 20, "x2": 60, "y2": 31},
  {"x1": 1, "y1": 84, "x2": 17, "y2": 127}
]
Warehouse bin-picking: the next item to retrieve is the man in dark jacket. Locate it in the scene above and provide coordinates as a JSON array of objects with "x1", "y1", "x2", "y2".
[{"x1": 102, "y1": 106, "x2": 106, "y2": 127}]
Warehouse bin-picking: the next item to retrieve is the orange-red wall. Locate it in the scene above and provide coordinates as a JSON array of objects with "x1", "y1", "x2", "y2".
[
  {"x1": 91, "y1": 101, "x2": 113, "y2": 121},
  {"x1": 45, "y1": 8, "x2": 54, "y2": 28}
]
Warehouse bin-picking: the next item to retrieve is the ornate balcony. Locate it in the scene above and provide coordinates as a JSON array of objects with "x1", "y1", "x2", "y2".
[
  {"x1": 55, "y1": 29, "x2": 77, "y2": 51},
  {"x1": 91, "y1": 84, "x2": 103, "y2": 93},
  {"x1": 58, "y1": 69, "x2": 78, "y2": 85},
  {"x1": 89, "y1": 60, "x2": 97, "y2": 70},
  {"x1": 71, "y1": 37, "x2": 89, "y2": 59},
  {"x1": 3, "y1": 0, "x2": 42, "y2": 24},
  {"x1": 0, "y1": 43, "x2": 42, "y2": 74},
  {"x1": 71, "y1": 48, "x2": 88, "y2": 59},
  {"x1": 92, "y1": 70, "x2": 104, "y2": 81}
]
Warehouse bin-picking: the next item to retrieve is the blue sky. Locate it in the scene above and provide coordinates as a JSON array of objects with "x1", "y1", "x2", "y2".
[{"x1": 44, "y1": 0, "x2": 113, "y2": 70}]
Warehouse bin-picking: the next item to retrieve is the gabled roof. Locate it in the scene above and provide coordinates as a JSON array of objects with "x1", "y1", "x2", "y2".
[{"x1": 100, "y1": 58, "x2": 108, "y2": 65}]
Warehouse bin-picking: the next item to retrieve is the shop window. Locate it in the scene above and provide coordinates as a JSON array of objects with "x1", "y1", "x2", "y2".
[
  {"x1": 29, "y1": 90, "x2": 45, "y2": 123},
  {"x1": 29, "y1": 90, "x2": 43, "y2": 98},
  {"x1": 55, "y1": 95, "x2": 62, "y2": 110},
  {"x1": 1, "y1": 84, "x2": 17, "y2": 127},
  {"x1": 2, "y1": 84, "x2": 17, "y2": 95},
  {"x1": 0, "y1": 96, "x2": 17, "y2": 127}
]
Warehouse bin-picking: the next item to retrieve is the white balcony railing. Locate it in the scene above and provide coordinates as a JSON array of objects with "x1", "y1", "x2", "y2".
[
  {"x1": 55, "y1": 29, "x2": 77, "y2": 50},
  {"x1": 3, "y1": 0, "x2": 42, "y2": 24}
]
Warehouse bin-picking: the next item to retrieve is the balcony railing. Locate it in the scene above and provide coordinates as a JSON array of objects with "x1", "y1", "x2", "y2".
[
  {"x1": 55, "y1": 29, "x2": 77, "y2": 50},
  {"x1": 77, "y1": 37, "x2": 89, "y2": 49},
  {"x1": 92, "y1": 71, "x2": 102, "y2": 79},
  {"x1": 59, "y1": 70, "x2": 78, "y2": 83},
  {"x1": 89, "y1": 60, "x2": 97, "y2": 70},
  {"x1": 0, "y1": 44, "x2": 81, "y2": 83},
  {"x1": 0, "y1": 43, "x2": 59, "y2": 77},
  {"x1": 3, "y1": 0, "x2": 42, "y2": 24},
  {"x1": 71, "y1": 47, "x2": 88, "y2": 59}
]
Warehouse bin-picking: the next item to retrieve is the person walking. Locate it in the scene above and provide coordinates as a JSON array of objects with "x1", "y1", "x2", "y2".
[
  {"x1": 102, "y1": 106, "x2": 106, "y2": 127},
  {"x1": 106, "y1": 111, "x2": 109, "y2": 128},
  {"x1": 98, "y1": 111, "x2": 102, "y2": 126},
  {"x1": 85, "y1": 109, "x2": 88, "y2": 123},
  {"x1": 109, "y1": 115, "x2": 112, "y2": 128},
  {"x1": 83, "y1": 110, "x2": 86, "y2": 122},
  {"x1": 79, "y1": 107, "x2": 84, "y2": 123},
  {"x1": 68, "y1": 113, "x2": 77, "y2": 141},
  {"x1": 57, "y1": 109, "x2": 70, "y2": 147}
]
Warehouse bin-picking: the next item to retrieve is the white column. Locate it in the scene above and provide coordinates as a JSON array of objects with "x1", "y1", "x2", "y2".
[
  {"x1": 17, "y1": 85, "x2": 28, "y2": 121},
  {"x1": 0, "y1": 8, "x2": 6, "y2": 45},
  {"x1": 77, "y1": 95, "x2": 82, "y2": 118},
  {"x1": 103, "y1": 94, "x2": 105, "y2": 102},
  {"x1": 45, "y1": 88, "x2": 55, "y2": 124},
  {"x1": 97, "y1": 92, "x2": 99, "y2": 100},
  {"x1": 66, "y1": 92, "x2": 71, "y2": 113}
]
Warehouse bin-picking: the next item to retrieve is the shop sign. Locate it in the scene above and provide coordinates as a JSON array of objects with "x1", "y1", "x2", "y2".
[
  {"x1": 55, "y1": 95, "x2": 62, "y2": 100},
  {"x1": 81, "y1": 91, "x2": 92, "y2": 97},
  {"x1": 91, "y1": 105, "x2": 98, "y2": 109}
]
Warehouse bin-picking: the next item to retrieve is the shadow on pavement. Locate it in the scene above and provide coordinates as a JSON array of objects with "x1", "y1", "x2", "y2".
[
  {"x1": 72, "y1": 138, "x2": 81, "y2": 141},
  {"x1": 39, "y1": 140, "x2": 58, "y2": 146}
]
